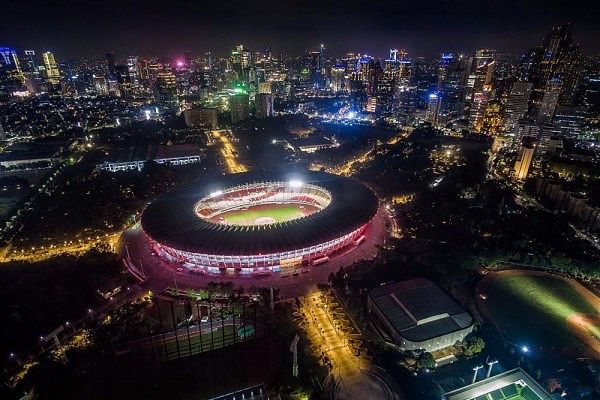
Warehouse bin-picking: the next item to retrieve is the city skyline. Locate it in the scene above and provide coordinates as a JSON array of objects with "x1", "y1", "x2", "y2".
[{"x1": 3, "y1": 0, "x2": 600, "y2": 58}]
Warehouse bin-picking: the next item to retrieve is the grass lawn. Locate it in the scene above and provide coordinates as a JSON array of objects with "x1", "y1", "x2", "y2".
[
  {"x1": 222, "y1": 205, "x2": 304, "y2": 225},
  {"x1": 483, "y1": 274, "x2": 598, "y2": 348}
]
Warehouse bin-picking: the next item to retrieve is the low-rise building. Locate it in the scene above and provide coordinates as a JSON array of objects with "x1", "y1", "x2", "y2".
[
  {"x1": 98, "y1": 143, "x2": 202, "y2": 172},
  {"x1": 368, "y1": 278, "x2": 473, "y2": 352}
]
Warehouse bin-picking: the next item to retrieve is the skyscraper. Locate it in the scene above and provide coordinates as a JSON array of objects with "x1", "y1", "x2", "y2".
[
  {"x1": 528, "y1": 24, "x2": 582, "y2": 108},
  {"x1": 437, "y1": 53, "x2": 470, "y2": 117},
  {"x1": 255, "y1": 93, "x2": 274, "y2": 118},
  {"x1": 503, "y1": 81, "x2": 533, "y2": 132},
  {"x1": 42, "y1": 52, "x2": 60, "y2": 85},
  {"x1": 153, "y1": 72, "x2": 178, "y2": 106},
  {"x1": 230, "y1": 92, "x2": 249, "y2": 123},
  {"x1": 105, "y1": 52, "x2": 116, "y2": 77},
  {"x1": 0, "y1": 47, "x2": 24, "y2": 99},
  {"x1": 465, "y1": 50, "x2": 495, "y2": 113},
  {"x1": 537, "y1": 78, "x2": 562, "y2": 124},
  {"x1": 426, "y1": 93, "x2": 442, "y2": 125},
  {"x1": 514, "y1": 136, "x2": 536, "y2": 180}
]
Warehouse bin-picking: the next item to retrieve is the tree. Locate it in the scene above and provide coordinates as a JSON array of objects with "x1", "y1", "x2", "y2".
[
  {"x1": 417, "y1": 352, "x2": 436, "y2": 370},
  {"x1": 463, "y1": 336, "x2": 486, "y2": 357}
]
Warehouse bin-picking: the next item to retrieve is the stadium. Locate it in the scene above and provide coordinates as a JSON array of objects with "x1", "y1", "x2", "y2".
[{"x1": 140, "y1": 171, "x2": 379, "y2": 275}]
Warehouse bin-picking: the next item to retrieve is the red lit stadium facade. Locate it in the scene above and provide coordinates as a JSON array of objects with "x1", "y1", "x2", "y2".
[{"x1": 141, "y1": 171, "x2": 378, "y2": 275}]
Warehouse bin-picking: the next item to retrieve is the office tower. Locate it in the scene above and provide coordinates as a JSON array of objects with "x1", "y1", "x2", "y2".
[
  {"x1": 553, "y1": 105, "x2": 586, "y2": 138},
  {"x1": 105, "y1": 52, "x2": 116, "y2": 76},
  {"x1": 365, "y1": 97, "x2": 377, "y2": 113},
  {"x1": 465, "y1": 50, "x2": 495, "y2": 112},
  {"x1": 230, "y1": 92, "x2": 249, "y2": 123},
  {"x1": 503, "y1": 81, "x2": 533, "y2": 132},
  {"x1": 0, "y1": 47, "x2": 24, "y2": 99},
  {"x1": 107, "y1": 77, "x2": 121, "y2": 97},
  {"x1": 184, "y1": 51, "x2": 192, "y2": 68},
  {"x1": 183, "y1": 107, "x2": 219, "y2": 129},
  {"x1": 582, "y1": 75, "x2": 600, "y2": 117},
  {"x1": 437, "y1": 53, "x2": 470, "y2": 117},
  {"x1": 153, "y1": 71, "x2": 178, "y2": 106},
  {"x1": 93, "y1": 75, "x2": 108, "y2": 95},
  {"x1": 514, "y1": 136, "x2": 536, "y2": 180},
  {"x1": 258, "y1": 82, "x2": 272, "y2": 94},
  {"x1": 330, "y1": 65, "x2": 346, "y2": 92},
  {"x1": 126, "y1": 56, "x2": 140, "y2": 83},
  {"x1": 23, "y1": 50, "x2": 37, "y2": 72},
  {"x1": 426, "y1": 93, "x2": 442, "y2": 125},
  {"x1": 469, "y1": 87, "x2": 492, "y2": 132},
  {"x1": 525, "y1": 24, "x2": 582, "y2": 109},
  {"x1": 537, "y1": 78, "x2": 562, "y2": 123},
  {"x1": 364, "y1": 59, "x2": 382, "y2": 97},
  {"x1": 539, "y1": 24, "x2": 581, "y2": 105},
  {"x1": 255, "y1": 93, "x2": 274, "y2": 118},
  {"x1": 42, "y1": 52, "x2": 60, "y2": 85},
  {"x1": 512, "y1": 120, "x2": 540, "y2": 150}
]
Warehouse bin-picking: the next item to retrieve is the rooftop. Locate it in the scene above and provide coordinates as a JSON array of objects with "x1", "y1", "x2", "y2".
[
  {"x1": 369, "y1": 278, "x2": 473, "y2": 342},
  {"x1": 444, "y1": 368, "x2": 558, "y2": 400},
  {"x1": 104, "y1": 143, "x2": 201, "y2": 163}
]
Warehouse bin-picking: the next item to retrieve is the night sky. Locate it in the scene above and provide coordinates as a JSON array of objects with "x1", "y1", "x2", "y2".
[{"x1": 3, "y1": 0, "x2": 600, "y2": 58}]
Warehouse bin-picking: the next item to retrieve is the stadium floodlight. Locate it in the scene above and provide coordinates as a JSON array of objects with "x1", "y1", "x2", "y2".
[
  {"x1": 209, "y1": 190, "x2": 223, "y2": 198},
  {"x1": 288, "y1": 180, "x2": 303, "y2": 188}
]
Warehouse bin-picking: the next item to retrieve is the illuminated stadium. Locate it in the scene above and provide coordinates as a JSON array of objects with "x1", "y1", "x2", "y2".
[
  {"x1": 444, "y1": 368, "x2": 558, "y2": 400},
  {"x1": 141, "y1": 171, "x2": 379, "y2": 274}
]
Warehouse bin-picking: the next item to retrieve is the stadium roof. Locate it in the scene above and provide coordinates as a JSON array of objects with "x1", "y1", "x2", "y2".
[
  {"x1": 369, "y1": 278, "x2": 473, "y2": 342},
  {"x1": 444, "y1": 368, "x2": 558, "y2": 400},
  {"x1": 141, "y1": 170, "x2": 378, "y2": 255}
]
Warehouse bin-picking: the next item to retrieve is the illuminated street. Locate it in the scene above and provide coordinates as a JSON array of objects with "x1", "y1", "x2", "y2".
[
  {"x1": 211, "y1": 129, "x2": 248, "y2": 173},
  {"x1": 299, "y1": 290, "x2": 400, "y2": 399}
]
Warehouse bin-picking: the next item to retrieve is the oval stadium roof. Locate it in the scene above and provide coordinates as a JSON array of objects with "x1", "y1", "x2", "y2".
[{"x1": 141, "y1": 170, "x2": 379, "y2": 255}]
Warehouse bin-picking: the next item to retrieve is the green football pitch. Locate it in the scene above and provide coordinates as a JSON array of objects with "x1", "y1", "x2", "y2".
[
  {"x1": 221, "y1": 205, "x2": 305, "y2": 225},
  {"x1": 482, "y1": 273, "x2": 598, "y2": 347}
]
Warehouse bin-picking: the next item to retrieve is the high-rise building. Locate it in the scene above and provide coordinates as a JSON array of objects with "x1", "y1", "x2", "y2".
[
  {"x1": 93, "y1": 75, "x2": 108, "y2": 95},
  {"x1": 537, "y1": 78, "x2": 562, "y2": 123},
  {"x1": 23, "y1": 50, "x2": 37, "y2": 72},
  {"x1": 105, "y1": 52, "x2": 116, "y2": 76},
  {"x1": 255, "y1": 93, "x2": 274, "y2": 118},
  {"x1": 426, "y1": 93, "x2": 442, "y2": 125},
  {"x1": 514, "y1": 136, "x2": 536, "y2": 180},
  {"x1": 0, "y1": 47, "x2": 24, "y2": 99},
  {"x1": 503, "y1": 81, "x2": 533, "y2": 132},
  {"x1": 153, "y1": 72, "x2": 178, "y2": 106},
  {"x1": 525, "y1": 24, "x2": 582, "y2": 109},
  {"x1": 42, "y1": 52, "x2": 60, "y2": 85},
  {"x1": 183, "y1": 107, "x2": 218, "y2": 129},
  {"x1": 230, "y1": 92, "x2": 249, "y2": 123},
  {"x1": 437, "y1": 53, "x2": 470, "y2": 117},
  {"x1": 465, "y1": 50, "x2": 495, "y2": 112},
  {"x1": 469, "y1": 87, "x2": 492, "y2": 132},
  {"x1": 553, "y1": 105, "x2": 586, "y2": 138}
]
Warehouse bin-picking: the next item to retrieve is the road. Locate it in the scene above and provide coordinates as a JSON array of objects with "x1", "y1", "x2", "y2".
[
  {"x1": 211, "y1": 129, "x2": 248, "y2": 173},
  {"x1": 300, "y1": 290, "x2": 399, "y2": 399}
]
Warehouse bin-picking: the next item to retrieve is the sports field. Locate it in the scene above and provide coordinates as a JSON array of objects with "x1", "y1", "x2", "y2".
[
  {"x1": 478, "y1": 271, "x2": 600, "y2": 353},
  {"x1": 216, "y1": 204, "x2": 315, "y2": 226}
]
